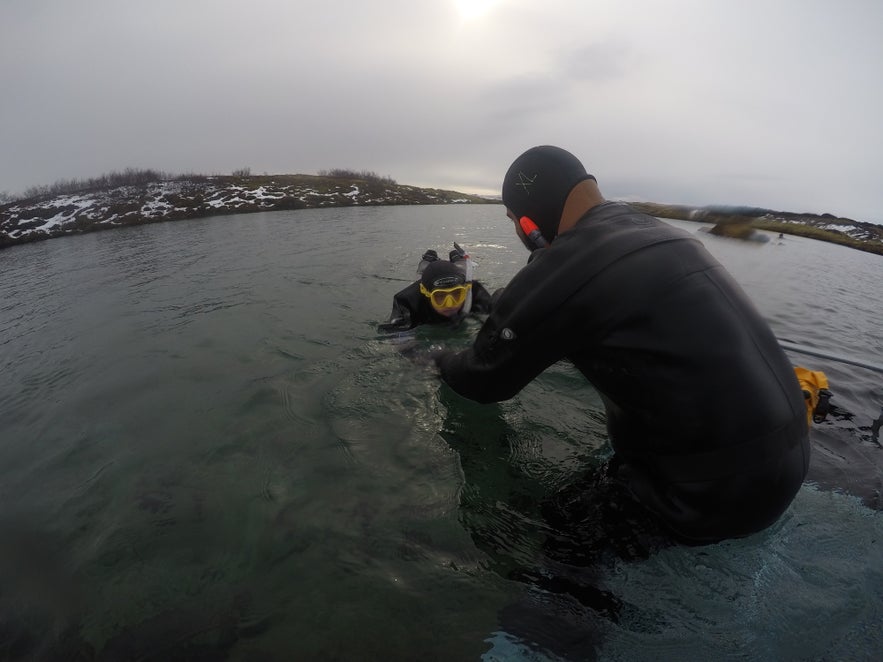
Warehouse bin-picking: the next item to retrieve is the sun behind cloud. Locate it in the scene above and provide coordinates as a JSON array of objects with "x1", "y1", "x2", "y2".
[{"x1": 454, "y1": 0, "x2": 502, "y2": 21}]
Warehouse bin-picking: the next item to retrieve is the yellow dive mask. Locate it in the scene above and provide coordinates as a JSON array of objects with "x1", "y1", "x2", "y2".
[{"x1": 420, "y1": 282, "x2": 471, "y2": 309}]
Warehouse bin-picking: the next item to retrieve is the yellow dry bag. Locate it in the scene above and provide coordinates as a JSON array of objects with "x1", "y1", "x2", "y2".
[{"x1": 793, "y1": 366, "x2": 832, "y2": 425}]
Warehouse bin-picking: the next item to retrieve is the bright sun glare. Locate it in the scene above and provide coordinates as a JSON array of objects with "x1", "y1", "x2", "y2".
[{"x1": 455, "y1": 0, "x2": 502, "y2": 21}]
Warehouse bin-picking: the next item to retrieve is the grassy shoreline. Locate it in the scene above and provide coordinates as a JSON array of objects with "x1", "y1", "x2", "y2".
[
  {"x1": 0, "y1": 174, "x2": 493, "y2": 250},
  {"x1": 629, "y1": 202, "x2": 883, "y2": 256},
  {"x1": 2, "y1": 174, "x2": 881, "y2": 256}
]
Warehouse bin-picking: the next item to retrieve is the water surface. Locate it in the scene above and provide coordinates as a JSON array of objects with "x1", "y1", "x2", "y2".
[{"x1": 1, "y1": 206, "x2": 881, "y2": 660}]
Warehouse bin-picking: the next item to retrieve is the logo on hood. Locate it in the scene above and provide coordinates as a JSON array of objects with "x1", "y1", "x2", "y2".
[
  {"x1": 515, "y1": 171, "x2": 536, "y2": 195},
  {"x1": 431, "y1": 275, "x2": 463, "y2": 289}
]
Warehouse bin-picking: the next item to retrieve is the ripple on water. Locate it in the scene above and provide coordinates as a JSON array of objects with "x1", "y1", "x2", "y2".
[
  {"x1": 1, "y1": 208, "x2": 881, "y2": 658},
  {"x1": 599, "y1": 485, "x2": 883, "y2": 659}
]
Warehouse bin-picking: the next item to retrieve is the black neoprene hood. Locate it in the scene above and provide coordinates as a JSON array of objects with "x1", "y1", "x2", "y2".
[
  {"x1": 501, "y1": 145, "x2": 596, "y2": 243},
  {"x1": 420, "y1": 260, "x2": 465, "y2": 289}
]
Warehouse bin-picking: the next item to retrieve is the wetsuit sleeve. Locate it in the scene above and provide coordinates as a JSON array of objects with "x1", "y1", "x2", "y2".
[
  {"x1": 469, "y1": 282, "x2": 494, "y2": 314},
  {"x1": 434, "y1": 303, "x2": 565, "y2": 403},
  {"x1": 377, "y1": 291, "x2": 415, "y2": 332}
]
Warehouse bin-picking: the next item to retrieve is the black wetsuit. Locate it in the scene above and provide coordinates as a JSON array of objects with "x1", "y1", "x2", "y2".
[
  {"x1": 379, "y1": 280, "x2": 493, "y2": 332},
  {"x1": 435, "y1": 202, "x2": 810, "y2": 542}
]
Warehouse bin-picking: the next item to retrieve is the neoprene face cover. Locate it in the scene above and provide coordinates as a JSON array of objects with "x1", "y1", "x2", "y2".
[{"x1": 501, "y1": 145, "x2": 596, "y2": 243}]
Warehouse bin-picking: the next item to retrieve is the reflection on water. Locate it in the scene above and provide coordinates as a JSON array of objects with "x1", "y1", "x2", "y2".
[{"x1": 0, "y1": 207, "x2": 881, "y2": 659}]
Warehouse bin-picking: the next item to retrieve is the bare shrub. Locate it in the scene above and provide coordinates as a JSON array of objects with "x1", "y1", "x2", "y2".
[
  {"x1": 17, "y1": 168, "x2": 172, "y2": 201},
  {"x1": 317, "y1": 168, "x2": 396, "y2": 185}
]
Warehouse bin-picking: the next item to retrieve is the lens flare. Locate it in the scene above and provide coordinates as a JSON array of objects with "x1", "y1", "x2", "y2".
[{"x1": 455, "y1": 0, "x2": 502, "y2": 21}]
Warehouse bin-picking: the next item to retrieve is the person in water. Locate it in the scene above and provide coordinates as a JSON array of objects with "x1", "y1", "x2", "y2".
[
  {"x1": 432, "y1": 145, "x2": 810, "y2": 544},
  {"x1": 379, "y1": 250, "x2": 493, "y2": 332}
]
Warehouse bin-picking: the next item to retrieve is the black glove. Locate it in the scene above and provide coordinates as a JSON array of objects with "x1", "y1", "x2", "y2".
[{"x1": 813, "y1": 389, "x2": 833, "y2": 423}]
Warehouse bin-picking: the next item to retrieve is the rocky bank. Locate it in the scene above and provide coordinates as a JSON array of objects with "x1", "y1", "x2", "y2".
[
  {"x1": 0, "y1": 174, "x2": 491, "y2": 250},
  {"x1": 2, "y1": 175, "x2": 881, "y2": 255}
]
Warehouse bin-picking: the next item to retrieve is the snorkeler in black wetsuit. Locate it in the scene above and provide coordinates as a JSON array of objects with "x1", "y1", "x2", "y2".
[
  {"x1": 379, "y1": 252, "x2": 493, "y2": 332},
  {"x1": 433, "y1": 145, "x2": 810, "y2": 544}
]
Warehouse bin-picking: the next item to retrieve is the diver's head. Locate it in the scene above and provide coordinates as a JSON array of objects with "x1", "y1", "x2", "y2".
[
  {"x1": 501, "y1": 145, "x2": 598, "y2": 248},
  {"x1": 419, "y1": 260, "x2": 470, "y2": 317}
]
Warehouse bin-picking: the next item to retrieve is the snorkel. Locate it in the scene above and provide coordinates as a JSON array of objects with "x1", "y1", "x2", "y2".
[
  {"x1": 451, "y1": 242, "x2": 475, "y2": 313},
  {"x1": 518, "y1": 216, "x2": 548, "y2": 249}
]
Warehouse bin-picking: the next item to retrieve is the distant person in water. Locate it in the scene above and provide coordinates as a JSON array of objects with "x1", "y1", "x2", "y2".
[
  {"x1": 378, "y1": 249, "x2": 493, "y2": 332},
  {"x1": 431, "y1": 145, "x2": 811, "y2": 544}
]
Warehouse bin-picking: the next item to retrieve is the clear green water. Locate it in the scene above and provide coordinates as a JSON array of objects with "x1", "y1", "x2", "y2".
[{"x1": 1, "y1": 206, "x2": 881, "y2": 660}]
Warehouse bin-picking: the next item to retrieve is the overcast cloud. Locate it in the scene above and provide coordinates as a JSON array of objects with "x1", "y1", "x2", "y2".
[{"x1": 2, "y1": 0, "x2": 881, "y2": 222}]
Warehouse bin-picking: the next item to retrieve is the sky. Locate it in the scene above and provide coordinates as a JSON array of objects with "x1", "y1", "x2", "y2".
[{"x1": 2, "y1": 0, "x2": 882, "y2": 223}]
